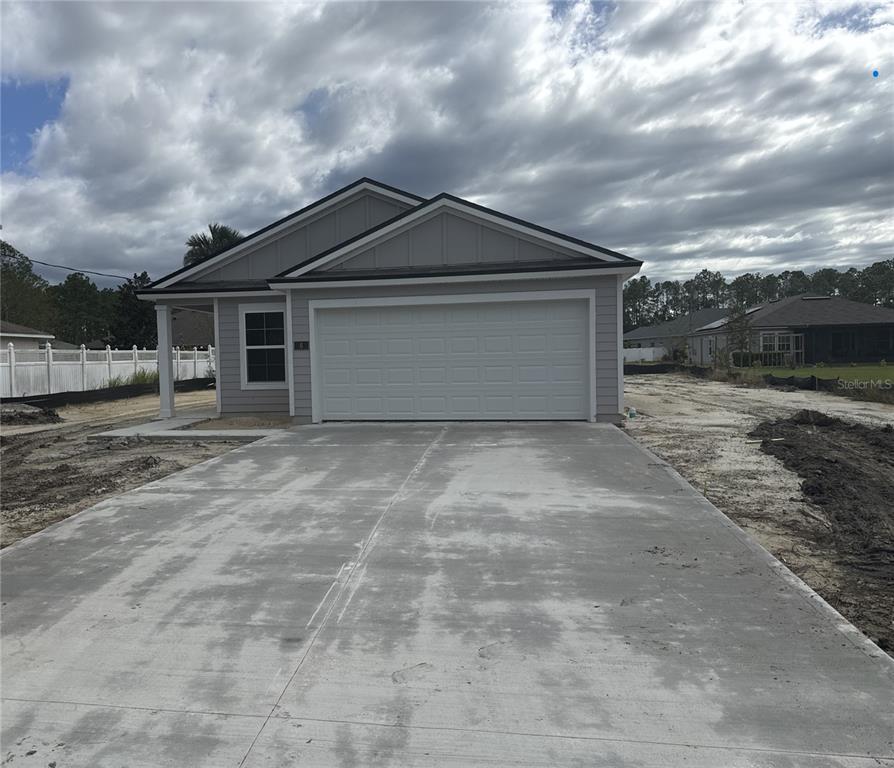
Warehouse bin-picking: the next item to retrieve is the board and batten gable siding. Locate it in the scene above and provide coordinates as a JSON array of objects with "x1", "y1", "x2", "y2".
[
  {"x1": 288, "y1": 275, "x2": 621, "y2": 421},
  {"x1": 321, "y1": 210, "x2": 583, "y2": 272},
  {"x1": 194, "y1": 191, "x2": 413, "y2": 282},
  {"x1": 216, "y1": 296, "x2": 290, "y2": 413}
]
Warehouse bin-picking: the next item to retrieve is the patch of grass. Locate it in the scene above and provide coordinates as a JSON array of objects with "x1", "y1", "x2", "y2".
[
  {"x1": 734, "y1": 364, "x2": 891, "y2": 383},
  {"x1": 101, "y1": 370, "x2": 160, "y2": 389}
]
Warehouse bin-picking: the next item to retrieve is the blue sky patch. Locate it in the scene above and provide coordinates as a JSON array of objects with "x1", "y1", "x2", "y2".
[
  {"x1": 814, "y1": 3, "x2": 883, "y2": 34},
  {"x1": 1, "y1": 78, "x2": 68, "y2": 173}
]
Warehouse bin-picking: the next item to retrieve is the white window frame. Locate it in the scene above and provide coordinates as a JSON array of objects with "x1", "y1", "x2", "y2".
[
  {"x1": 307, "y1": 289, "x2": 597, "y2": 424},
  {"x1": 239, "y1": 302, "x2": 288, "y2": 391}
]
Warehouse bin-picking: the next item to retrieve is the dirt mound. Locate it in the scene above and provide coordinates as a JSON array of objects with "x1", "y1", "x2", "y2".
[
  {"x1": 749, "y1": 411, "x2": 894, "y2": 650},
  {"x1": 1, "y1": 404, "x2": 63, "y2": 426}
]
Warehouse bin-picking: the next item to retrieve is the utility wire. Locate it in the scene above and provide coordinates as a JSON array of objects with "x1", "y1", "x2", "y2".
[{"x1": 27, "y1": 258, "x2": 131, "y2": 281}]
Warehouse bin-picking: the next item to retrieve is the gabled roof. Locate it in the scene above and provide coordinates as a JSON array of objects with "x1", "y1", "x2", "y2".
[
  {"x1": 691, "y1": 294, "x2": 894, "y2": 334},
  {"x1": 624, "y1": 308, "x2": 728, "y2": 341},
  {"x1": 0, "y1": 320, "x2": 54, "y2": 339},
  {"x1": 270, "y1": 192, "x2": 640, "y2": 284},
  {"x1": 149, "y1": 178, "x2": 424, "y2": 291}
]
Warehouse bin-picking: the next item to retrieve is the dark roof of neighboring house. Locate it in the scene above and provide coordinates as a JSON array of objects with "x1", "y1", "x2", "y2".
[
  {"x1": 624, "y1": 308, "x2": 728, "y2": 342},
  {"x1": 693, "y1": 295, "x2": 894, "y2": 333},
  {"x1": 0, "y1": 320, "x2": 54, "y2": 338},
  {"x1": 172, "y1": 308, "x2": 214, "y2": 347}
]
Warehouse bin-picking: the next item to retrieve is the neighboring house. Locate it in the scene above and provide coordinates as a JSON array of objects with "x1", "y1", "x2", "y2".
[
  {"x1": 689, "y1": 294, "x2": 894, "y2": 367},
  {"x1": 624, "y1": 308, "x2": 728, "y2": 359},
  {"x1": 0, "y1": 320, "x2": 54, "y2": 350},
  {"x1": 171, "y1": 308, "x2": 214, "y2": 348},
  {"x1": 139, "y1": 178, "x2": 642, "y2": 421}
]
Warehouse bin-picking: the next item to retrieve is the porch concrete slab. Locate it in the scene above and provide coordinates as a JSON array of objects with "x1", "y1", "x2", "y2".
[{"x1": 2, "y1": 424, "x2": 892, "y2": 767}]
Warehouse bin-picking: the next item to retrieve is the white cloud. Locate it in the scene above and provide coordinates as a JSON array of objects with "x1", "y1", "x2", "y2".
[{"x1": 1, "y1": 0, "x2": 892, "y2": 284}]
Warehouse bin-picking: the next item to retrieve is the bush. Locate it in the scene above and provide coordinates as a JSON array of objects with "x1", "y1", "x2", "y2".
[{"x1": 100, "y1": 370, "x2": 160, "y2": 389}]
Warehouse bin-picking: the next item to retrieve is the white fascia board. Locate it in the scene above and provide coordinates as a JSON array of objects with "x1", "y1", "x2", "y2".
[
  {"x1": 272, "y1": 265, "x2": 641, "y2": 290},
  {"x1": 0, "y1": 332, "x2": 54, "y2": 340},
  {"x1": 152, "y1": 182, "x2": 421, "y2": 290},
  {"x1": 308, "y1": 288, "x2": 596, "y2": 310},
  {"x1": 282, "y1": 198, "x2": 633, "y2": 278}
]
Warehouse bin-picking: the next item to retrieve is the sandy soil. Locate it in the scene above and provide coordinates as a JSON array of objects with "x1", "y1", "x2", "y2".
[
  {"x1": 625, "y1": 373, "x2": 894, "y2": 652},
  {"x1": 1, "y1": 391, "x2": 238, "y2": 548}
]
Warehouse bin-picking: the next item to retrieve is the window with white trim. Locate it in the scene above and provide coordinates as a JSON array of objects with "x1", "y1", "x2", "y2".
[{"x1": 241, "y1": 308, "x2": 286, "y2": 387}]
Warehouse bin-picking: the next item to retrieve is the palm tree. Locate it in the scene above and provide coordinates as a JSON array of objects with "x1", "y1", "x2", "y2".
[{"x1": 183, "y1": 223, "x2": 243, "y2": 267}]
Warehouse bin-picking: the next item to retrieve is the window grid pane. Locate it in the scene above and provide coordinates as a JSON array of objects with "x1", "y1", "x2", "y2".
[
  {"x1": 246, "y1": 348, "x2": 286, "y2": 383},
  {"x1": 245, "y1": 311, "x2": 286, "y2": 347}
]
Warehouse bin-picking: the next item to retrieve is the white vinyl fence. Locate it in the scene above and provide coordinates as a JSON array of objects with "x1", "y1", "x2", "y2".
[
  {"x1": 623, "y1": 347, "x2": 667, "y2": 363},
  {"x1": 1, "y1": 343, "x2": 215, "y2": 398}
]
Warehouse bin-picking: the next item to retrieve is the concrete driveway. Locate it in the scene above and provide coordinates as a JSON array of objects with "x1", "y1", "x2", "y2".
[{"x1": 2, "y1": 423, "x2": 891, "y2": 767}]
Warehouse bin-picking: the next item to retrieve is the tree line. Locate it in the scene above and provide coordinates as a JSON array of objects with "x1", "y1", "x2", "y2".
[
  {"x1": 623, "y1": 260, "x2": 894, "y2": 332},
  {"x1": 1, "y1": 241, "x2": 156, "y2": 348},
  {"x1": 4, "y1": 232, "x2": 892, "y2": 344},
  {"x1": 0, "y1": 223, "x2": 242, "y2": 349}
]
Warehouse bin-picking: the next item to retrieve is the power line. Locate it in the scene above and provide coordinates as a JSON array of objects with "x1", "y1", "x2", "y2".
[{"x1": 27, "y1": 258, "x2": 132, "y2": 281}]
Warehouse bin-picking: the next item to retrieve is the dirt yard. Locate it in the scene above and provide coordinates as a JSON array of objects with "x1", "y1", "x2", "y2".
[
  {"x1": 625, "y1": 373, "x2": 894, "y2": 653},
  {"x1": 1, "y1": 391, "x2": 240, "y2": 548}
]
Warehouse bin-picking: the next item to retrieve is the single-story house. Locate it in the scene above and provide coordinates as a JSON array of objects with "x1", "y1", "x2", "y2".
[
  {"x1": 624, "y1": 308, "x2": 728, "y2": 359},
  {"x1": 689, "y1": 294, "x2": 894, "y2": 366},
  {"x1": 0, "y1": 320, "x2": 54, "y2": 350},
  {"x1": 139, "y1": 178, "x2": 642, "y2": 422}
]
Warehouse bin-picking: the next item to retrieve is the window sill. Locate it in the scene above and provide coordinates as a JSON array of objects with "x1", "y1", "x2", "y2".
[{"x1": 240, "y1": 382, "x2": 288, "y2": 391}]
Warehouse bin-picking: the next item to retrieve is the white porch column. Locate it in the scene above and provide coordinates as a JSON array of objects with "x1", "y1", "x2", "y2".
[{"x1": 156, "y1": 304, "x2": 175, "y2": 418}]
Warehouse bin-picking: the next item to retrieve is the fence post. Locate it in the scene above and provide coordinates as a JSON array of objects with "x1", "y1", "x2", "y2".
[
  {"x1": 7, "y1": 342, "x2": 15, "y2": 398},
  {"x1": 132, "y1": 345, "x2": 139, "y2": 376},
  {"x1": 80, "y1": 344, "x2": 87, "y2": 391},
  {"x1": 106, "y1": 345, "x2": 113, "y2": 383},
  {"x1": 46, "y1": 342, "x2": 53, "y2": 395},
  {"x1": 175, "y1": 347, "x2": 181, "y2": 381},
  {"x1": 193, "y1": 347, "x2": 198, "y2": 378}
]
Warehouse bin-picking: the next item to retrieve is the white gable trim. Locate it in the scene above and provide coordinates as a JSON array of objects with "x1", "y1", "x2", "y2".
[
  {"x1": 153, "y1": 181, "x2": 421, "y2": 290},
  {"x1": 280, "y1": 197, "x2": 628, "y2": 279}
]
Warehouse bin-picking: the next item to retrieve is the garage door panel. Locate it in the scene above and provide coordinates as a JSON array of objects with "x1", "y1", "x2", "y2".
[
  {"x1": 418, "y1": 367, "x2": 446, "y2": 383},
  {"x1": 450, "y1": 337, "x2": 478, "y2": 354},
  {"x1": 484, "y1": 366, "x2": 513, "y2": 383},
  {"x1": 387, "y1": 368, "x2": 414, "y2": 384},
  {"x1": 316, "y1": 299, "x2": 589, "y2": 420},
  {"x1": 451, "y1": 367, "x2": 480, "y2": 383},
  {"x1": 417, "y1": 338, "x2": 446, "y2": 355},
  {"x1": 356, "y1": 368, "x2": 383, "y2": 385},
  {"x1": 518, "y1": 334, "x2": 547, "y2": 352},
  {"x1": 450, "y1": 395, "x2": 481, "y2": 414},
  {"x1": 355, "y1": 339, "x2": 382, "y2": 356}
]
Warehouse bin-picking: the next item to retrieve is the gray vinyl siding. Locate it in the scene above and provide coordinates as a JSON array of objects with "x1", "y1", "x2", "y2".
[
  {"x1": 194, "y1": 191, "x2": 412, "y2": 282},
  {"x1": 323, "y1": 211, "x2": 581, "y2": 272},
  {"x1": 216, "y1": 296, "x2": 290, "y2": 414},
  {"x1": 289, "y1": 275, "x2": 622, "y2": 421}
]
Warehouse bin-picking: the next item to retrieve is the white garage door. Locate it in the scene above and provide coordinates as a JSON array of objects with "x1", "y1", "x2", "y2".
[{"x1": 315, "y1": 298, "x2": 590, "y2": 420}]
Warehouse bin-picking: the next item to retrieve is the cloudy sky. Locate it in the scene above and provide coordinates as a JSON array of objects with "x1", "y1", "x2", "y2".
[{"x1": 2, "y1": 1, "x2": 892, "y2": 286}]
